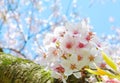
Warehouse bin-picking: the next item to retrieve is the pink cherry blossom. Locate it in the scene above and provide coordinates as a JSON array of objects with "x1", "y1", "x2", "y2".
[{"x1": 40, "y1": 20, "x2": 105, "y2": 82}]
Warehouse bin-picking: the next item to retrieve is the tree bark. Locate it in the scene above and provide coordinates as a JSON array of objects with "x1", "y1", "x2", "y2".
[
  {"x1": 0, "y1": 52, "x2": 54, "y2": 83},
  {"x1": 0, "y1": 48, "x2": 2, "y2": 52}
]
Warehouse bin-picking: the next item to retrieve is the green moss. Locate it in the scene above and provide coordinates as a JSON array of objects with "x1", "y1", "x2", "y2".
[
  {"x1": 0, "y1": 52, "x2": 54, "y2": 83},
  {"x1": 0, "y1": 48, "x2": 3, "y2": 52}
]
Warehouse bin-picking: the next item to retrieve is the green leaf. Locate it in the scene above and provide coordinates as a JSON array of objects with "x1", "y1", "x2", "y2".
[
  {"x1": 85, "y1": 69, "x2": 99, "y2": 75},
  {"x1": 102, "y1": 52, "x2": 118, "y2": 71},
  {"x1": 86, "y1": 67, "x2": 114, "y2": 76},
  {"x1": 111, "y1": 75, "x2": 120, "y2": 80},
  {"x1": 96, "y1": 67, "x2": 115, "y2": 77}
]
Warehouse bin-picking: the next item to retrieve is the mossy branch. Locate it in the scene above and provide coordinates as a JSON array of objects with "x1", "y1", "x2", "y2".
[
  {"x1": 0, "y1": 52, "x2": 54, "y2": 83},
  {"x1": 0, "y1": 48, "x2": 2, "y2": 52}
]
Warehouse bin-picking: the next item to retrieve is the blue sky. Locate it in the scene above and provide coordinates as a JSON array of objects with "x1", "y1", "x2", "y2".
[
  {"x1": 15, "y1": 0, "x2": 120, "y2": 36},
  {"x1": 60, "y1": 0, "x2": 120, "y2": 36},
  {"x1": 1, "y1": 0, "x2": 120, "y2": 36}
]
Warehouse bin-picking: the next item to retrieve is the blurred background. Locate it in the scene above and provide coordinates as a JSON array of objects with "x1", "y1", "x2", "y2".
[{"x1": 0, "y1": 0, "x2": 120, "y2": 60}]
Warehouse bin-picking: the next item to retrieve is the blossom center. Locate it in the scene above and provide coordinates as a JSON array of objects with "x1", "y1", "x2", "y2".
[
  {"x1": 55, "y1": 65, "x2": 65, "y2": 73},
  {"x1": 78, "y1": 42, "x2": 85, "y2": 48},
  {"x1": 70, "y1": 64, "x2": 76, "y2": 70},
  {"x1": 73, "y1": 30, "x2": 79, "y2": 34},
  {"x1": 61, "y1": 54, "x2": 67, "y2": 59},
  {"x1": 86, "y1": 32, "x2": 94, "y2": 41},
  {"x1": 100, "y1": 63, "x2": 106, "y2": 68},
  {"x1": 89, "y1": 55, "x2": 95, "y2": 61},
  {"x1": 77, "y1": 55, "x2": 83, "y2": 61},
  {"x1": 52, "y1": 50, "x2": 58, "y2": 56},
  {"x1": 66, "y1": 42, "x2": 73, "y2": 49},
  {"x1": 43, "y1": 53, "x2": 46, "y2": 58},
  {"x1": 52, "y1": 38, "x2": 57, "y2": 42}
]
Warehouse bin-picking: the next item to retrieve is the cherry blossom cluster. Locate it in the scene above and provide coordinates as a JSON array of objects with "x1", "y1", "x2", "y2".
[{"x1": 39, "y1": 20, "x2": 106, "y2": 82}]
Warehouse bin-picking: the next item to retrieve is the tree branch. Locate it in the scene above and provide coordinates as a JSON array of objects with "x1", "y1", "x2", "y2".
[{"x1": 0, "y1": 52, "x2": 54, "y2": 83}]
